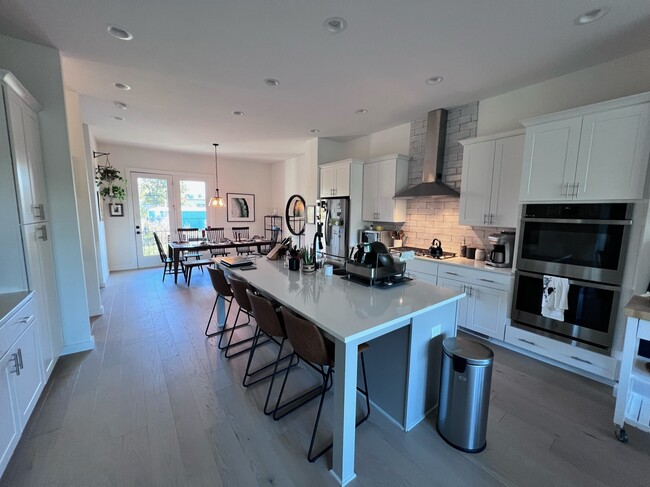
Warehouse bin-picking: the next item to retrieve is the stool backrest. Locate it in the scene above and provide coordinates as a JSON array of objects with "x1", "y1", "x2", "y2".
[
  {"x1": 247, "y1": 290, "x2": 285, "y2": 338},
  {"x1": 207, "y1": 267, "x2": 233, "y2": 297},
  {"x1": 229, "y1": 275, "x2": 253, "y2": 312},
  {"x1": 281, "y1": 307, "x2": 332, "y2": 366}
]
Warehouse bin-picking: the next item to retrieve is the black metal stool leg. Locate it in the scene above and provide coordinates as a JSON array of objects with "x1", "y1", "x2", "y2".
[
  {"x1": 308, "y1": 367, "x2": 334, "y2": 463},
  {"x1": 205, "y1": 295, "x2": 234, "y2": 337},
  {"x1": 243, "y1": 335, "x2": 297, "y2": 388}
]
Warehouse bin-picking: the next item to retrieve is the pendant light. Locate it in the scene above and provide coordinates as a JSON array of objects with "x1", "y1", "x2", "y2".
[{"x1": 209, "y1": 143, "x2": 224, "y2": 207}]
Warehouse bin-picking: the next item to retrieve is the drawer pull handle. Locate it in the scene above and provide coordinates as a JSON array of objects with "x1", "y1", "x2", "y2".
[
  {"x1": 10, "y1": 353, "x2": 20, "y2": 376},
  {"x1": 570, "y1": 355, "x2": 592, "y2": 365},
  {"x1": 518, "y1": 338, "x2": 536, "y2": 346},
  {"x1": 445, "y1": 272, "x2": 459, "y2": 276},
  {"x1": 15, "y1": 316, "x2": 31, "y2": 324},
  {"x1": 479, "y1": 278, "x2": 495, "y2": 283},
  {"x1": 17, "y1": 348, "x2": 23, "y2": 370}
]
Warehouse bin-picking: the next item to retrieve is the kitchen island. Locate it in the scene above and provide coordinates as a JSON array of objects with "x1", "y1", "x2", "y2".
[{"x1": 220, "y1": 258, "x2": 464, "y2": 486}]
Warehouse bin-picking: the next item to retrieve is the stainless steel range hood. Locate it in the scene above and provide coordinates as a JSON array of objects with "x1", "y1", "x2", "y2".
[{"x1": 394, "y1": 109, "x2": 459, "y2": 198}]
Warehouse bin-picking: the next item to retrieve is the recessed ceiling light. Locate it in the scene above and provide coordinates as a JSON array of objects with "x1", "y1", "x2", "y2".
[
  {"x1": 426, "y1": 76, "x2": 444, "y2": 85},
  {"x1": 107, "y1": 25, "x2": 133, "y2": 41},
  {"x1": 114, "y1": 101, "x2": 128, "y2": 110},
  {"x1": 263, "y1": 78, "x2": 280, "y2": 87},
  {"x1": 574, "y1": 8, "x2": 608, "y2": 25},
  {"x1": 355, "y1": 109, "x2": 368, "y2": 115},
  {"x1": 232, "y1": 111, "x2": 245, "y2": 116},
  {"x1": 112, "y1": 116, "x2": 125, "y2": 121},
  {"x1": 114, "y1": 82, "x2": 131, "y2": 90},
  {"x1": 310, "y1": 129, "x2": 320, "y2": 134},
  {"x1": 324, "y1": 17, "x2": 347, "y2": 34}
]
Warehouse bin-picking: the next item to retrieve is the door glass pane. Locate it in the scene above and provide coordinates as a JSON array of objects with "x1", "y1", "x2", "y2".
[
  {"x1": 179, "y1": 180, "x2": 207, "y2": 229},
  {"x1": 137, "y1": 177, "x2": 171, "y2": 256}
]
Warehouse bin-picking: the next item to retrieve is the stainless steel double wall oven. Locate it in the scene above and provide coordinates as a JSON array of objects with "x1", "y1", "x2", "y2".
[{"x1": 512, "y1": 203, "x2": 633, "y2": 353}]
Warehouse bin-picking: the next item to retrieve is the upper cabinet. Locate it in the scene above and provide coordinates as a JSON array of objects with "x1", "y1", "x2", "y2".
[
  {"x1": 320, "y1": 160, "x2": 355, "y2": 198},
  {"x1": 459, "y1": 131, "x2": 524, "y2": 228},
  {"x1": 520, "y1": 93, "x2": 650, "y2": 202},
  {"x1": 4, "y1": 87, "x2": 46, "y2": 224},
  {"x1": 362, "y1": 154, "x2": 409, "y2": 222}
]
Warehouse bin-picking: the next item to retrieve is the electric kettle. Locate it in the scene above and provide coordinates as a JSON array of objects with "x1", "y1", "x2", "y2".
[{"x1": 429, "y1": 238, "x2": 443, "y2": 257}]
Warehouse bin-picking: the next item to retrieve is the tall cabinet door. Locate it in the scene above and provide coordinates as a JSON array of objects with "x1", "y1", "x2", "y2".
[
  {"x1": 519, "y1": 117, "x2": 582, "y2": 201},
  {"x1": 12, "y1": 322, "x2": 43, "y2": 429},
  {"x1": 575, "y1": 104, "x2": 650, "y2": 201},
  {"x1": 362, "y1": 162, "x2": 378, "y2": 220},
  {"x1": 0, "y1": 353, "x2": 20, "y2": 474},
  {"x1": 459, "y1": 140, "x2": 495, "y2": 226},
  {"x1": 21, "y1": 108, "x2": 47, "y2": 219},
  {"x1": 490, "y1": 135, "x2": 524, "y2": 228}
]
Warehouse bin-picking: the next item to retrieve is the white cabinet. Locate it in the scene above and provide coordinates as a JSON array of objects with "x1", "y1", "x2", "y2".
[
  {"x1": 320, "y1": 160, "x2": 354, "y2": 197},
  {"x1": 362, "y1": 154, "x2": 408, "y2": 222},
  {"x1": 459, "y1": 131, "x2": 524, "y2": 227},
  {"x1": 4, "y1": 88, "x2": 46, "y2": 224},
  {"x1": 0, "y1": 353, "x2": 20, "y2": 474},
  {"x1": 520, "y1": 94, "x2": 650, "y2": 202},
  {"x1": 11, "y1": 321, "x2": 43, "y2": 429},
  {"x1": 437, "y1": 264, "x2": 511, "y2": 340},
  {"x1": 405, "y1": 259, "x2": 438, "y2": 284}
]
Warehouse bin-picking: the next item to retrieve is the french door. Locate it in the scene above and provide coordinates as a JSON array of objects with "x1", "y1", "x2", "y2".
[{"x1": 131, "y1": 172, "x2": 210, "y2": 268}]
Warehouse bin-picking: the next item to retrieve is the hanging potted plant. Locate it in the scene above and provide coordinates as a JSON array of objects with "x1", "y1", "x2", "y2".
[{"x1": 95, "y1": 165, "x2": 126, "y2": 201}]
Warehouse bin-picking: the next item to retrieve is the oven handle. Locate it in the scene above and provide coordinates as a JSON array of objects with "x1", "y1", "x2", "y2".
[
  {"x1": 515, "y1": 270, "x2": 622, "y2": 292},
  {"x1": 521, "y1": 217, "x2": 632, "y2": 225}
]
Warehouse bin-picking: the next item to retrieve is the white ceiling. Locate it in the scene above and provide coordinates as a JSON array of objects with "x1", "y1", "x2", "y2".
[{"x1": 1, "y1": 1, "x2": 649, "y2": 163}]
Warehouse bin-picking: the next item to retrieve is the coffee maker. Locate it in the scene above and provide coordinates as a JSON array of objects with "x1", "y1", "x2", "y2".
[{"x1": 486, "y1": 231, "x2": 515, "y2": 268}]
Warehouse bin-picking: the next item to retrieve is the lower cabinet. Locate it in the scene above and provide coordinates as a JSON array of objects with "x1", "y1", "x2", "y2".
[{"x1": 0, "y1": 297, "x2": 44, "y2": 475}]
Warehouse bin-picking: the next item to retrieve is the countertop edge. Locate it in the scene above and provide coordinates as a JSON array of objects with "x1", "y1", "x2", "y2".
[
  {"x1": 624, "y1": 295, "x2": 650, "y2": 321},
  {"x1": 0, "y1": 291, "x2": 34, "y2": 327}
]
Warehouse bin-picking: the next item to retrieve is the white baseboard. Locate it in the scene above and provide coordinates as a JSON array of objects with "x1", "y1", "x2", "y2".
[
  {"x1": 61, "y1": 336, "x2": 95, "y2": 355},
  {"x1": 89, "y1": 305, "x2": 104, "y2": 317}
]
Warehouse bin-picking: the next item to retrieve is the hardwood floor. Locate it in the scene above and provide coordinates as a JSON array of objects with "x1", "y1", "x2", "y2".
[{"x1": 2, "y1": 267, "x2": 649, "y2": 486}]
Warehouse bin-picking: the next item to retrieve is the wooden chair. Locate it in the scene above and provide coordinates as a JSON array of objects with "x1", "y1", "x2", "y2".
[
  {"x1": 153, "y1": 232, "x2": 177, "y2": 282},
  {"x1": 177, "y1": 227, "x2": 203, "y2": 260},
  {"x1": 276, "y1": 307, "x2": 370, "y2": 463},
  {"x1": 205, "y1": 227, "x2": 229, "y2": 258},
  {"x1": 244, "y1": 290, "x2": 298, "y2": 414},
  {"x1": 232, "y1": 226, "x2": 252, "y2": 255},
  {"x1": 182, "y1": 257, "x2": 213, "y2": 286}
]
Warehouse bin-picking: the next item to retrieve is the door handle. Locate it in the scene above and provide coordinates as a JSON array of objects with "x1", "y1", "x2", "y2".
[
  {"x1": 37, "y1": 225, "x2": 48, "y2": 241},
  {"x1": 483, "y1": 214, "x2": 487, "y2": 224},
  {"x1": 32, "y1": 204, "x2": 45, "y2": 220},
  {"x1": 17, "y1": 348, "x2": 23, "y2": 370},
  {"x1": 573, "y1": 181, "x2": 580, "y2": 197},
  {"x1": 10, "y1": 353, "x2": 20, "y2": 376}
]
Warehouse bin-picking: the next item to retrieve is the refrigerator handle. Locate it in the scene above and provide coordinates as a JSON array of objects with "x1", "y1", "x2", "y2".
[{"x1": 324, "y1": 208, "x2": 331, "y2": 244}]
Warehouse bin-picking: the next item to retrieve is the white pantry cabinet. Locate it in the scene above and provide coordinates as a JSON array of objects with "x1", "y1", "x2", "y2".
[
  {"x1": 320, "y1": 159, "x2": 360, "y2": 198},
  {"x1": 459, "y1": 131, "x2": 524, "y2": 227},
  {"x1": 520, "y1": 93, "x2": 650, "y2": 202},
  {"x1": 437, "y1": 264, "x2": 511, "y2": 340},
  {"x1": 362, "y1": 153, "x2": 408, "y2": 222}
]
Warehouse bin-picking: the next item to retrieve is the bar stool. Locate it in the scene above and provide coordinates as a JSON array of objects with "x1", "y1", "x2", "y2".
[
  {"x1": 244, "y1": 290, "x2": 298, "y2": 414},
  {"x1": 223, "y1": 275, "x2": 269, "y2": 358},
  {"x1": 277, "y1": 307, "x2": 371, "y2": 463},
  {"x1": 205, "y1": 267, "x2": 239, "y2": 337}
]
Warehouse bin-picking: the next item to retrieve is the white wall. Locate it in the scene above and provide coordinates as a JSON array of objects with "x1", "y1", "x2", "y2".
[
  {"x1": 477, "y1": 48, "x2": 650, "y2": 136},
  {"x1": 64, "y1": 89, "x2": 103, "y2": 316},
  {"x1": 327, "y1": 123, "x2": 411, "y2": 162},
  {"x1": 98, "y1": 142, "x2": 274, "y2": 270},
  {"x1": 0, "y1": 34, "x2": 94, "y2": 354}
]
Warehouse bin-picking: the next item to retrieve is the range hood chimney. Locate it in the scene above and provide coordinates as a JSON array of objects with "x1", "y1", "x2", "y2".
[{"x1": 394, "y1": 109, "x2": 459, "y2": 198}]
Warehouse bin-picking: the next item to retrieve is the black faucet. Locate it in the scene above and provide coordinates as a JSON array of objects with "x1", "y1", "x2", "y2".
[{"x1": 312, "y1": 221, "x2": 324, "y2": 269}]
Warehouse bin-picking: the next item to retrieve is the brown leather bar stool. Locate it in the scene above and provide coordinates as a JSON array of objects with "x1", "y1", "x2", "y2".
[
  {"x1": 244, "y1": 290, "x2": 298, "y2": 414},
  {"x1": 277, "y1": 307, "x2": 371, "y2": 463},
  {"x1": 205, "y1": 266, "x2": 243, "y2": 338},
  {"x1": 223, "y1": 275, "x2": 270, "y2": 358}
]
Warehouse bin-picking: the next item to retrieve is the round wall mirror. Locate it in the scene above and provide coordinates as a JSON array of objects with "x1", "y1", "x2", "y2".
[{"x1": 286, "y1": 194, "x2": 306, "y2": 235}]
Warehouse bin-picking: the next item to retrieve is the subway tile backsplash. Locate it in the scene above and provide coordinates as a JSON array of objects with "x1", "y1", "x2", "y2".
[{"x1": 397, "y1": 102, "x2": 514, "y2": 253}]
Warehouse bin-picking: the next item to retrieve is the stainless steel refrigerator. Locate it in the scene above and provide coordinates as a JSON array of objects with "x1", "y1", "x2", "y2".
[{"x1": 318, "y1": 197, "x2": 349, "y2": 262}]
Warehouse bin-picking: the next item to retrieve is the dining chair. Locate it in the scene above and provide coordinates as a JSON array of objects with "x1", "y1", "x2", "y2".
[
  {"x1": 232, "y1": 226, "x2": 252, "y2": 255},
  {"x1": 177, "y1": 227, "x2": 203, "y2": 260},
  {"x1": 244, "y1": 290, "x2": 298, "y2": 414},
  {"x1": 153, "y1": 232, "x2": 177, "y2": 282},
  {"x1": 205, "y1": 227, "x2": 229, "y2": 258},
  {"x1": 276, "y1": 307, "x2": 371, "y2": 463}
]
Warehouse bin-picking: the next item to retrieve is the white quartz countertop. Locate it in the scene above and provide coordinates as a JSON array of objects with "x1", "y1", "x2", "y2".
[
  {"x1": 0, "y1": 291, "x2": 32, "y2": 326},
  {"x1": 413, "y1": 255, "x2": 513, "y2": 275},
  {"x1": 224, "y1": 259, "x2": 464, "y2": 344}
]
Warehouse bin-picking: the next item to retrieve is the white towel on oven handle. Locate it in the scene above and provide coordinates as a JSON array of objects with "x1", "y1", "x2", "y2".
[{"x1": 541, "y1": 275, "x2": 569, "y2": 321}]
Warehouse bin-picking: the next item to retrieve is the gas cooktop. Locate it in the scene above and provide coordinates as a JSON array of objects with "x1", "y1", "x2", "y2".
[{"x1": 397, "y1": 246, "x2": 457, "y2": 260}]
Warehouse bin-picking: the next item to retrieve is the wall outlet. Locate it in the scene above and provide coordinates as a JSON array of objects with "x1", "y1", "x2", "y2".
[{"x1": 431, "y1": 325, "x2": 441, "y2": 338}]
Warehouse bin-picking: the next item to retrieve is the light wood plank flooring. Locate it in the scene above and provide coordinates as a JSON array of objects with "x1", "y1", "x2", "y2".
[{"x1": 2, "y1": 267, "x2": 649, "y2": 486}]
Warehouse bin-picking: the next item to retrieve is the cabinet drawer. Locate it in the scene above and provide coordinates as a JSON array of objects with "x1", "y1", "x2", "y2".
[
  {"x1": 0, "y1": 299, "x2": 35, "y2": 360},
  {"x1": 505, "y1": 325, "x2": 617, "y2": 380},
  {"x1": 406, "y1": 259, "x2": 439, "y2": 276},
  {"x1": 437, "y1": 264, "x2": 510, "y2": 290}
]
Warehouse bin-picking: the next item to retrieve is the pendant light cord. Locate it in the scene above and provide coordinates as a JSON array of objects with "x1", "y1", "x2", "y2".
[{"x1": 213, "y1": 143, "x2": 219, "y2": 191}]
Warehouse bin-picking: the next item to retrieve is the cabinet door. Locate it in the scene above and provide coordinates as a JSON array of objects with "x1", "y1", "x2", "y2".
[
  {"x1": 490, "y1": 135, "x2": 524, "y2": 227},
  {"x1": 519, "y1": 117, "x2": 582, "y2": 201},
  {"x1": 466, "y1": 285, "x2": 508, "y2": 340},
  {"x1": 320, "y1": 166, "x2": 334, "y2": 198},
  {"x1": 407, "y1": 270, "x2": 436, "y2": 284},
  {"x1": 22, "y1": 108, "x2": 47, "y2": 218},
  {"x1": 575, "y1": 104, "x2": 650, "y2": 201},
  {"x1": 459, "y1": 140, "x2": 495, "y2": 226},
  {"x1": 12, "y1": 322, "x2": 43, "y2": 429},
  {"x1": 334, "y1": 164, "x2": 350, "y2": 197},
  {"x1": 437, "y1": 277, "x2": 468, "y2": 328},
  {"x1": 362, "y1": 162, "x2": 378, "y2": 220},
  {"x1": 375, "y1": 160, "x2": 396, "y2": 221},
  {"x1": 0, "y1": 354, "x2": 20, "y2": 474}
]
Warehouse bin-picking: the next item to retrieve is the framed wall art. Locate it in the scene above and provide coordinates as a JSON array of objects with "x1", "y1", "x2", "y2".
[
  {"x1": 109, "y1": 203, "x2": 124, "y2": 217},
  {"x1": 306, "y1": 205, "x2": 315, "y2": 224},
  {"x1": 227, "y1": 193, "x2": 255, "y2": 222}
]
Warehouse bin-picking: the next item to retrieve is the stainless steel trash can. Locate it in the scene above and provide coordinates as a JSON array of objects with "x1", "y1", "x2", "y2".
[{"x1": 437, "y1": 337, "x2": 494, "y2": 453}]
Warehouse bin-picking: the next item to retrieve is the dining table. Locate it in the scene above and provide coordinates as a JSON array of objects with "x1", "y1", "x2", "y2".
[{"x1": 167, "y1": 239, "x2": 274, "y2": 283}]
